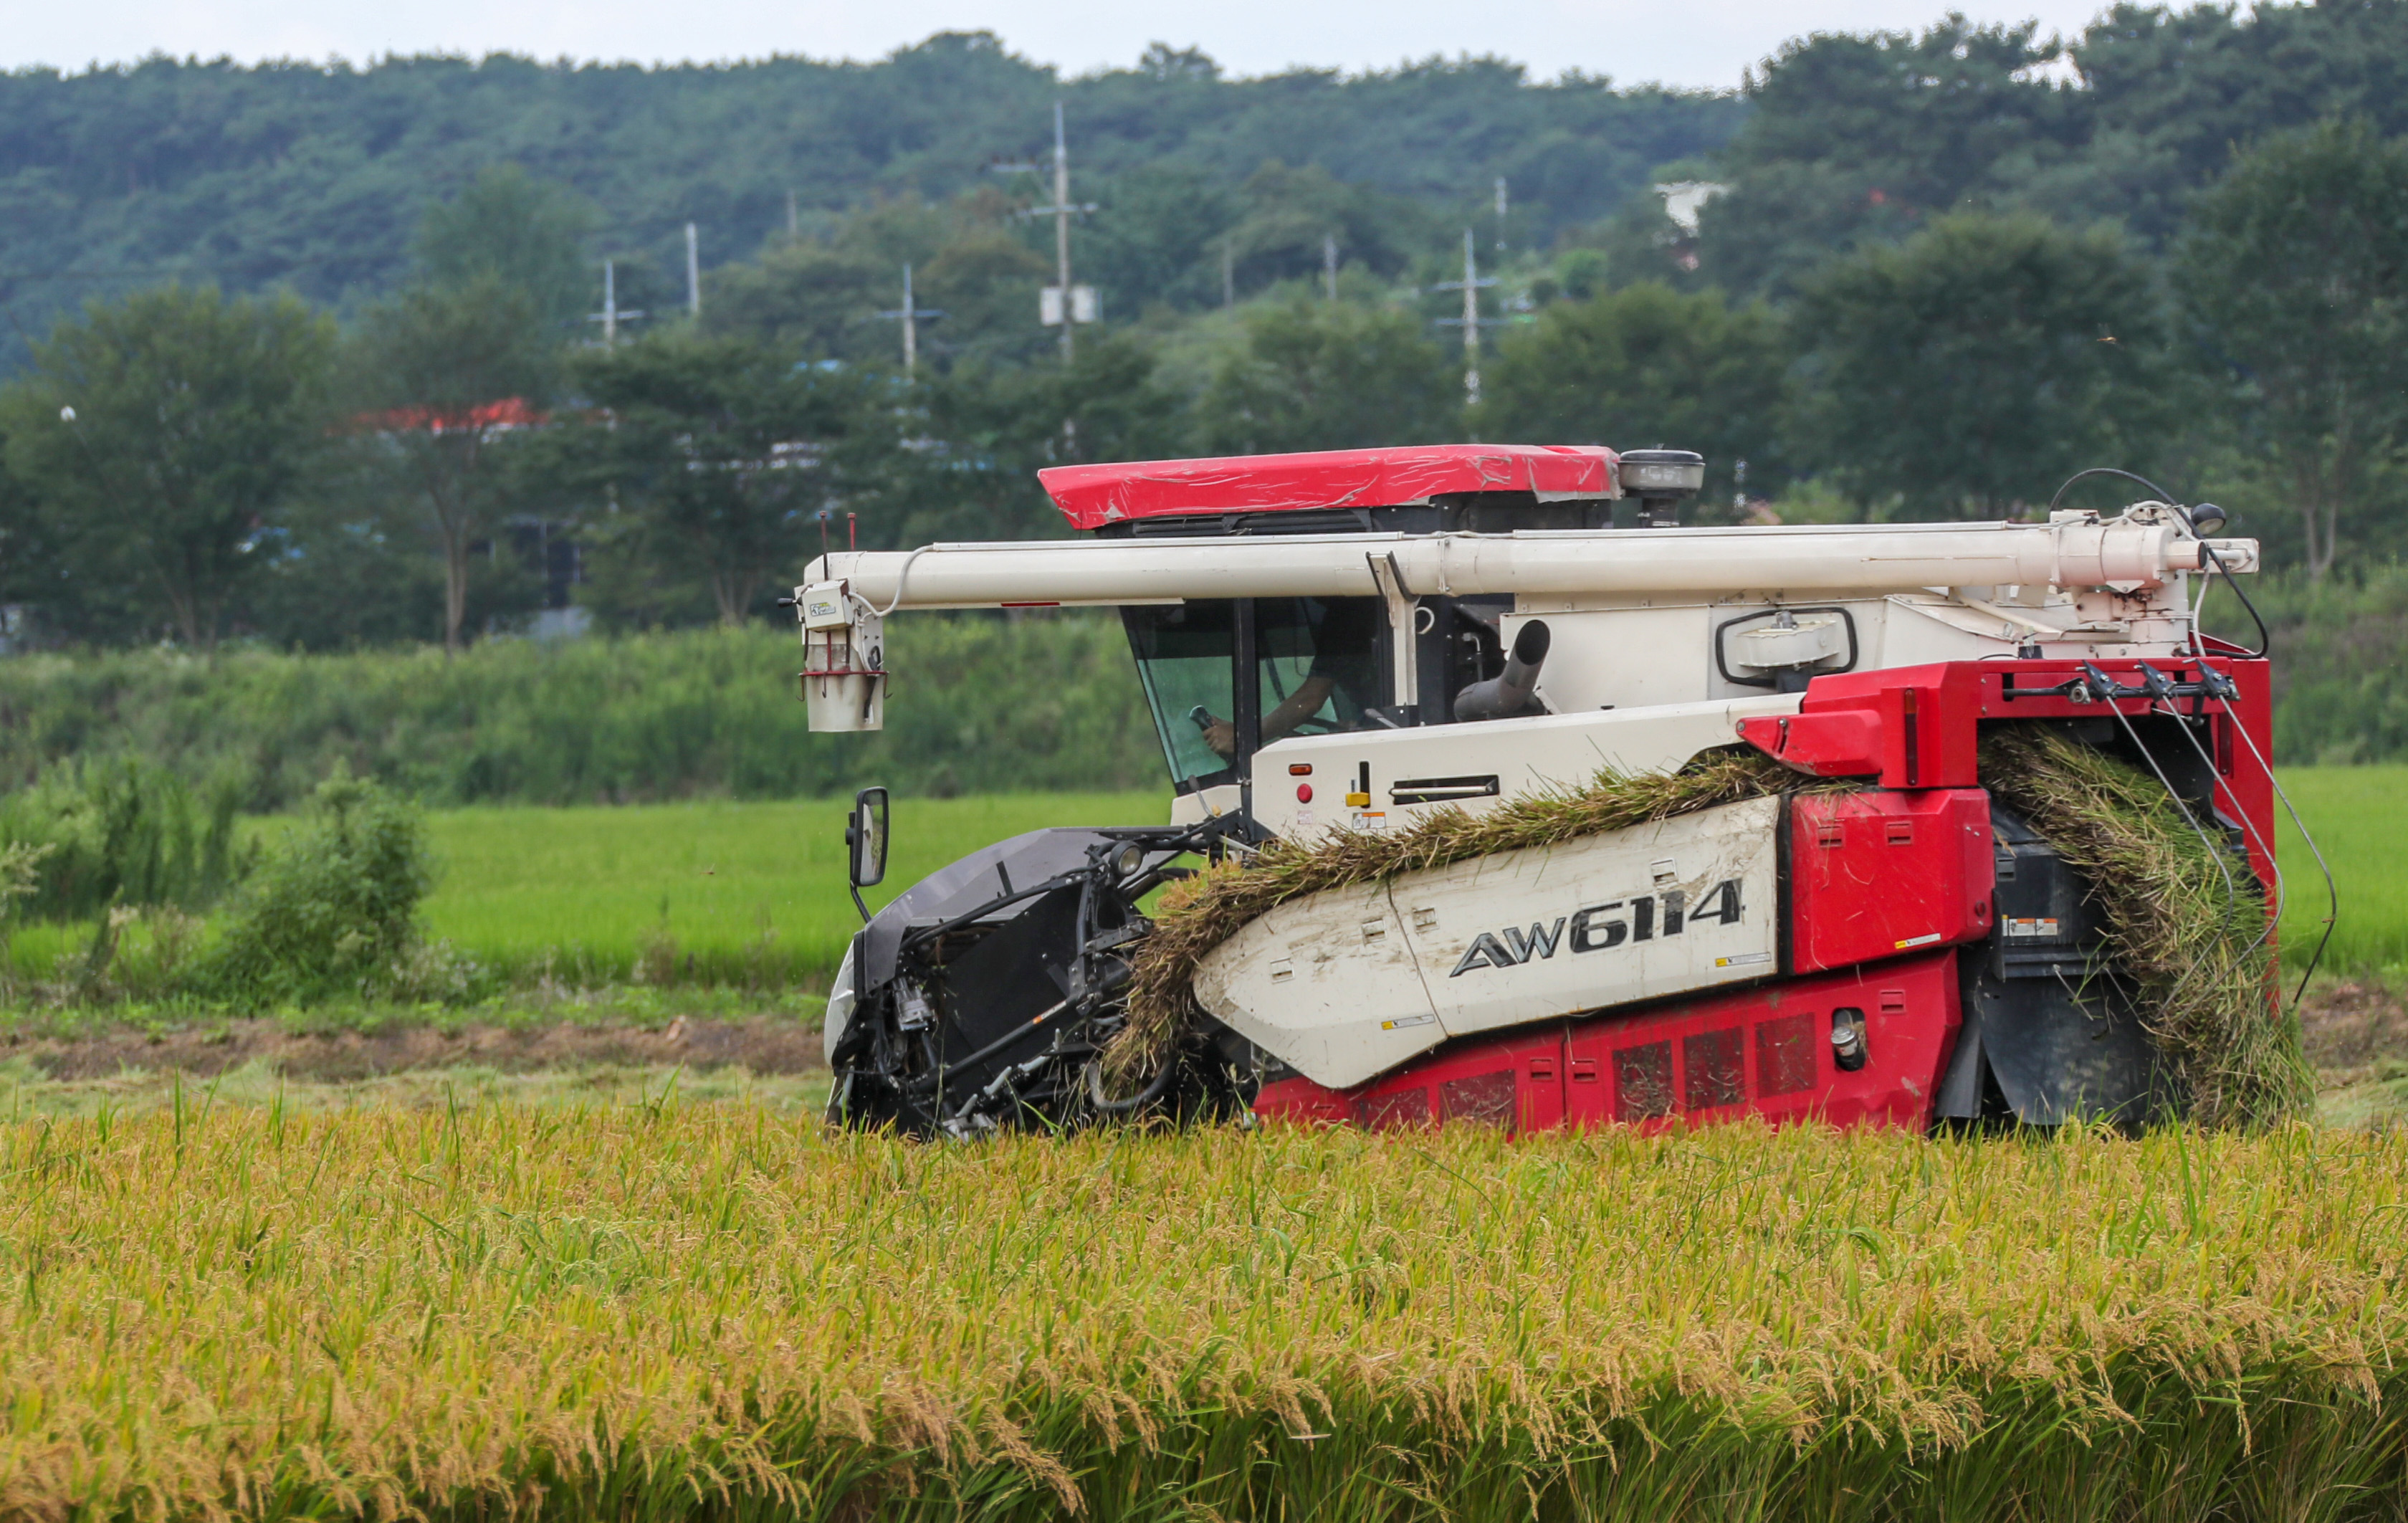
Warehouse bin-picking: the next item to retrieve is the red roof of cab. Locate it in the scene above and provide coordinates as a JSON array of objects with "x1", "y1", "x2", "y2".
[{"x1": 1037, "y1": 444, "x2": 1618, "y2": 531}]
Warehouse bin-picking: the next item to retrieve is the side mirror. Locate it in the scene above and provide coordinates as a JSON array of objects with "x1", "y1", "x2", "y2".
[{"x1": 846, "y1": 786, "x2": 888, "y2": 921}]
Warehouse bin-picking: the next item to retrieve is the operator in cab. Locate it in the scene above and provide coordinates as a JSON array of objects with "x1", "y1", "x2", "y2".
[{"x1": 1200, "y1": 597, "x2": 1384, "y2": 759}]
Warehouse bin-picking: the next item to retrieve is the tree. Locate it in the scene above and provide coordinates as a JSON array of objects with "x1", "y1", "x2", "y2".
[
  {"x1": 570, "y1": 333, "x2": 869, "y2": 626},
  {"x1": 0, "y1": 286, "x2": 334, "y2": 647},
  {"x1": 2177, "y1": 118, "x2": 2408, "y2": 580},
  {"x1": 871, "y1": 335, "x2": 1187, "y2": 548},
  {"x1": 1784, "y1": 211, "x2": 2166, "y2": 517},
  {"x1": 1195, "y1": 299, "x2": 1458, "y2": 457},
  {"x1": 1480, "y1": 282, "x2": 1791, "y2": 510},
  {"x1": 353, "y1": 275, "x2": 558, "y2": 652},
  {"x1": 416, "y1": 165, "x2": 597, "y2": 333},
  {"x1": 1697, "y1": 18, "x2": 2083, "y2": 297}
]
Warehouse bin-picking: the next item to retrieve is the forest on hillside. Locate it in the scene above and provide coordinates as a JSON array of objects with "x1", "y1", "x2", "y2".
[
  {"x1": 3, "y1": 0, "x2": 2408, "y2": 655},
  {"x1": 0, "y1": 37, "x2": 1736, "y2": 348}
]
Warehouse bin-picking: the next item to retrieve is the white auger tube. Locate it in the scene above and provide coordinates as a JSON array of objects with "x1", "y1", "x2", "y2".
[{"x1": 803, "y1": 516, "x2": 2258, "y2": 611}]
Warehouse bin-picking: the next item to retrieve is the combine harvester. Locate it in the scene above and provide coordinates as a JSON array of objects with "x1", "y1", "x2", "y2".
[{"x1": 796, "y1": 444, "x2": 2309, "y2": 1137}]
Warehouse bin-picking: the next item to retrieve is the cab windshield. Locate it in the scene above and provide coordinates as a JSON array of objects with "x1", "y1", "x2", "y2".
[{"x1": 1122, "y1": 598, "x2": 1387, "y2": 793}]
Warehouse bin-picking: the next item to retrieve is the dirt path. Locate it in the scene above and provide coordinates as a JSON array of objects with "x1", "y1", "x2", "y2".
[{"x1": 1, "y1": 1017, "x2": 823, "y2": 1083}]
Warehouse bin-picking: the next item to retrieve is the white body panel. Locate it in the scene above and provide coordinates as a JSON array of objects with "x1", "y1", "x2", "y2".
[
  {"x1": 1190, "y1": 879, "x2": 1437, "y2": 1089},
  {"x1": 1193, "y1": 797, "x2": 1782, "y2": 1089},
  {"x1": 1248, "y1": 695, "x2": 1800, "y2": 842}
]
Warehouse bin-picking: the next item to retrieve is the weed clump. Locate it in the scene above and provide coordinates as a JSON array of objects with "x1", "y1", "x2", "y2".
[
  {"x1": 0, "y1": 755, "x2": 249, "y2": 920},
  {"x1": 183, "y1": 770, "x2": 439, "y2": 1008}
]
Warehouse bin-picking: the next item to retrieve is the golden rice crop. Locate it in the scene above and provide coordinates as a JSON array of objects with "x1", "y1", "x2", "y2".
[{"x1": 0, "y1": 1106, "x2": 2402, "y2": 1522}]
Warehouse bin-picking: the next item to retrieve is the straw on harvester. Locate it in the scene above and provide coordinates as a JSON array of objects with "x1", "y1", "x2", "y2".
[{"x1": 1109, "y1": 733, "x2": 2306, "y2": 1127}]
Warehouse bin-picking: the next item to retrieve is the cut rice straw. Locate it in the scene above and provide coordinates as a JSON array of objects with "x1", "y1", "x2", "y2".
[{"x1": 1115, "y1": 735, "x2": 2308, "y2": 1127}]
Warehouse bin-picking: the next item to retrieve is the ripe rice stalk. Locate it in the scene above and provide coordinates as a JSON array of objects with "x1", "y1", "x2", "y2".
[
  {"x1": 1981, "y1": 725, "x2": 2312, "y2": 1127},
  {"x1": 0, "y1": 1108, "x2": 2399, "y2": 1521}
]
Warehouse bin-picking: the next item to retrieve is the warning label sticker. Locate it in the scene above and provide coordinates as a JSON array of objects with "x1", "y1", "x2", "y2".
[{"x1": 2005, "y1": 917, "x2": 2062, "y2": 939}]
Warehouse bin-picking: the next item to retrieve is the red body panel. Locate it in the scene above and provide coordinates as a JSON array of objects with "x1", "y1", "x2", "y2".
[
  {"x1": 1789, "y1": 789, "x2": 1994, "y2": 973},
  {"x1": 1249, "y1": 654, "x2": 2278, "y2": 1136},
  {"x1": 1038, "y1": 444, "x2": 1616, "y2": 530},
  {"x1": 1736, "y1": 663, "x2": 1986, "y2": 789},
  {"x1": 1255, "y1": 953, "x2": 1963, "y2": 1135},
  {"x1": 1741, "y1": 657, "x2": 2276, "y2": 897}
]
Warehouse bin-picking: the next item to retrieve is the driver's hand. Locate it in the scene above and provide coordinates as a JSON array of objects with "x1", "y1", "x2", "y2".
[{"x1": 1202, "y1": 717, "x2": 1235, "y2": 758}]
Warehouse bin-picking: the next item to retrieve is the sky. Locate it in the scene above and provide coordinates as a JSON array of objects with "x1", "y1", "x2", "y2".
[{"x1": 6, "y1": 0, "x2": 2120, "y2": 90}]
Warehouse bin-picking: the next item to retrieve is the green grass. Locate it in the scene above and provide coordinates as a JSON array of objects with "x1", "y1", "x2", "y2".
[
  {"x1": 406, "y1": 791, "x2": 1168, "y2": 984},
  {"x1": 4, "y1": 790, "x2": 1167, "y2": 993},
  {"x1": 2274, "y1": 765, "x2": 2408, "y2": 978}
]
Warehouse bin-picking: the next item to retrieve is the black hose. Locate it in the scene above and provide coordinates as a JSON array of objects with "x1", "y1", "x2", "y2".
[{"x1": 1086, "y1": 1053, "x2": 1181, "y2": 1114}]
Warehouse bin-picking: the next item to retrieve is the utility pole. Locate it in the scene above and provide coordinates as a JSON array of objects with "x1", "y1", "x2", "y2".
[
  {"x1": 992, "y1": 101, "x2": 1097, "y2": 361},
  {"x1": 1048, "y1": 101, "x2": 1072, "y2": 359},
  {"x1": 1323, "y1": 234, "x2": 1339, "y2": 300},
  {"x1": 1433, "y1": 227, "x2": 1501, "y2": 406},
  {"x1": 684, "y1": 222, "x2": 701, "y2": 318},
  {"x1": 785, "y1": 188, "x2": 799, "y2": 241},
  {"x1": 586, "y1": 259, "x2": 646, "y2": 349},
  {"x1": 874, "y1": 263, "x2": 945, "y2": 374},
  {"x1": 1494, "y1": 176, "x2": 1509, "y2": 252}
]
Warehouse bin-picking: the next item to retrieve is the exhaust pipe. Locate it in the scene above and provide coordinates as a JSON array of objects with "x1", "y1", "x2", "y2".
[{"x1": 1453, "y1": 619, "x2": 1551, "y2": 722}]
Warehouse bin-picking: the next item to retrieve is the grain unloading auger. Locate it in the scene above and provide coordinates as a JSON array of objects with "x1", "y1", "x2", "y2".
[{"x1": 797, "y1": 444, "x2": 2313, "y2": 1139}]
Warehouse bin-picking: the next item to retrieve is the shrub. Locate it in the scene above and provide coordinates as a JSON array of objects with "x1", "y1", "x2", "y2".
[
  {"x1": 183, "y1": 770, "x2": 434, "y2": 1007},
  {"x1": 0, "y1": 757, "x2": 248, "y2": 920}
]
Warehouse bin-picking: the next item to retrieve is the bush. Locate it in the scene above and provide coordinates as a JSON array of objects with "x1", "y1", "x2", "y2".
[
  {"x1": 0, "y1": 757, "x2": 248, "y2": 920},
  {"x1": 183, "y1": 771, "x2": 436, "y2": 1007}
]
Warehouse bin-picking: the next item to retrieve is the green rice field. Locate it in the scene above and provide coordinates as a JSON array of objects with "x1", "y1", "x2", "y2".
[
  {"x1": 2, "y1": 768, "x2": 2399, "y2": 996},
  {"x1": 409, "y1": 788, "x2": 1164, "y2": 985},
  {"x1": 2275, "y1": 766, "x2": 2408, "y2": 976},
  {"x1": 5, "y1": 790, "x2": 1165, "y2": 990}
]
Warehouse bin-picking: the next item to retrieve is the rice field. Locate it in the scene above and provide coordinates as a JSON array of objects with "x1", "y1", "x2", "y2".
[
  {"x1": 0, "y1": 1107, "x2": 2398, "y2": 1522},
  {"x1": 2275, "y1": 766, "x2": 2408, "y2": 977},
  {"x1": 0, "y1": 768, "x2": 2397, "y2": 996},
  {"x1": 5, "y1": 791, "x2": 1165, "y2": 990},
  {"x1": 406, "y1": 789, "x2": 1166, "y2": 985}
]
